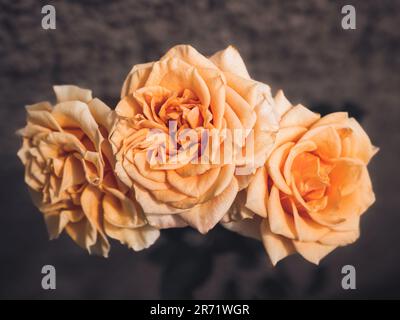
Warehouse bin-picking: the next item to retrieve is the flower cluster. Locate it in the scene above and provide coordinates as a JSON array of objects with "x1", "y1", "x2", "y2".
[{"x1": 17, "y1": 45, "x2": 377, "y2": 264}]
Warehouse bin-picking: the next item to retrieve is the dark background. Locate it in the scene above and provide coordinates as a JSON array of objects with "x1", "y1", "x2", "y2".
[{"x1": 0, "y1": 0, "x2": 399, "y2": 299}]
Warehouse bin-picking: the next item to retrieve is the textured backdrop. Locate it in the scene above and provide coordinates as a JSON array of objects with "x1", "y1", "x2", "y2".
[{"x1": 0, "y1": 0, "x2": 399, "y2": 299}]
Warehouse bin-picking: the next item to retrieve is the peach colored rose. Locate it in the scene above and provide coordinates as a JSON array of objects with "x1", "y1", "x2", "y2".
[
  {"x1": 111, "y1": 45, "x2": 278, "y2": 234},
  {"x1": 224, "y1": 90, "x2": 378, "y2": 264},
  {"x1": 17, "y1": 85, "x2": 159, "y2": 256}
]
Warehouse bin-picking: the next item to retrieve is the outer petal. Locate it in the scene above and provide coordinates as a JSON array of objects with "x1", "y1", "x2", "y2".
[
  {"x1": 104, "y1": 223, "x2": 160, "y2": 251},
  {"x1": 146, "y1": 214, "x2": 188, "y2": 229},
  {"x1": 292, "y1": 241, "x2": 336, "y2": 265},
  {"x1": 245, "y1": 166, "x2": 268, "y2": 217},
  {"x1": 53, "y1": 85, "x2": 92, "y2": 103},
  {"x1": 267, "y1": 185, "x2": 296, "y2": 239},
  {"x1": 279, "y1": 104, "x2": 320, "y2": 128},
  {"x1": 260, "y1": 219, "x2": 295, "y2": 266},
  {"x1": 179, "y1": 178, "x2": 239, "y2": 234},
  {"x1": 222, "y1": 217, "x2": 262, "y2": 241},
  {"x1": 210, "y1": 45, "x2": 251, "y2": 79}
]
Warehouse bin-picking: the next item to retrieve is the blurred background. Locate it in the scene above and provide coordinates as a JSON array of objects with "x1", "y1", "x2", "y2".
[{"x1": 0, "y1": 0, "x2": 399, "y2": 299}]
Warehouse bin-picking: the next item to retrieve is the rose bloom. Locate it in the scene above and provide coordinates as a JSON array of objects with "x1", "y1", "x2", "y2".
[
  {"x1": 111, "y1": 45, "x2": 278, "y2": 234},
  {"x1": 224, "y1": 90, "x2": 378, "y2": 264},
  {"x1": 17, "y1": 85, "x2": 159, "y2": 256}
]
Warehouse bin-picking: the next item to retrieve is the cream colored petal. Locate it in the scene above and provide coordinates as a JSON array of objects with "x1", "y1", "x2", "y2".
[
  {"x1": 59, "y1": 155, "x2": 86, "y2": 194},
  {"x1": 104, "y1": 222, "x2": 160, "y2": 251},
  {"x1": 224, "y1": 103, "x2": 243, "y2": 131},
  {"x1": 161, "y1": 44, "x2": 217, "y2": 70},
  {"x1": 175, "y1": 163, "x2": 212, "y2": 177},
  {"x1": 260, "y1": 219, "x2": 295, "y2": 266},
  {"x1": 134, "y1": 151, "x2": 166, "y2": 183},
  {"x1": 318, "y1": 228, "x2": 359, "y2": 246},
  {"x1": 46, "y1": 131, "x2": 86, "y2": 155},
  {"x1": 235, "y1": 171, "x2": 255, "y2": 191},
  {"x1": 66, "y1": 219, "x2": 110, "y2": 257},
  {"x1": 115, "y1": 95, "x2": 143, "y2": 118},
  {"x1": 25, "y1": 101, "x2": 52, "y2": 112},
  {"x1": 253, "y1": 92, "x2": 280, "y2": 132},
  {"x1": 292, "y1": 241, "x2": 336, "y2": 265},
  {"x1": 226, "y1": 87, "x2": 257, "y2": 131},
  {"x1": 197, "y1": 164, "x2": 235, "y2": 202},
  {"x1": 53, "y1": 85, "x2": 92, "y2": 103},
  {"x1": 274, "y1": 126, "x2": 307, "y2": 149},
  {"x1": 52, "y1": 101, "x2": 103, "y2": 150},
  {"x1": 146, "y1": 214, "x2": 188, "y2": 229},
  {"x1": 123, "y1": 158, "x2": 169, "y2": 191},
  {"x1": 223, "y1": 72, "x2": 262, "y2": 107},
  {"x1": 357, "y1": 166, "x2": 376, "y2": 214},
  {"x1": 280, "y1": 104, "x2": 320, "y2": 128},
  {"x1": 210, "y1": 45, "x2": 251, "y2": 79},
  {"x1": 121, "y1": 61, "x2": 154, "y2": 98},
  {"x1": 273, "y1": 90, "x2": 292, "y2": 120},
  {"x1": 310, "y1": 112, "x2": 349, "y2": 129},
  {"x1": 87, "y1": 98, "x2": 114, "y2": 133},
  {"x1": 245, "y1": 166, "x2": 268, "y2": 217},
  {"x1": 134, "y1": 183, "x2": 187, "y2": 215},
  {"x1": 43, "y1": 212, "x2": 70, "y2": 240},
  {"x1": 65, "y1": 219, "x2": 94, "y2": 248},
  {"x1": 253, "y1": 121, "x2": 279, "y2": 164},
  {"x1": 268, "y1": 185, "x2": 297, "y2": 239},
  {"x1": 166, "y1": 167, "x2": 220, "y2": 198},
  {"x1": 343, "y1": 117, "x2": 378, "y2": 164},
  {"x1": 80, "y1": 185, "x2": 110, "y2": 256},
  {"x1": 330, "y1": 214, "x2": 360, "y2": 232},
  {"x1": 102, "y1": 191, "x2": 146, "y2": 228},
  {"x1": 26, "y1": 108, "x2": 62, "y2": 132},
  {"x1": 222, "y1": 217, "x2": 262, "y2": 241},
  {"x1": 145, "y1": 58, "x2": 211, "y2": 109},
  {"x1": 227, "y1": 189, "x2": 254, "y2": 221},
  {"x1": 204, "y1": 71, "x2": 225, "y2": 128},
  {"x1": 179, "y1": 177, "x2": 239, "y2": 234},
  {"x1": 150, "y1": 188, "x2": 192, "y2": 206}
]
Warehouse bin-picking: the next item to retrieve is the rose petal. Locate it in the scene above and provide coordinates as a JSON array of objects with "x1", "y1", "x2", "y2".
[
  {"x1": 300, "y1": 125, "x2": 342, "y2": 160},
  {"x1": 291, "y1": 199, "x2": 330, "y2": 242},
  {"x1": 222, "y1": 217, "x2": 262, "y2": 241},
  {"x1": 245, "y1": 166, "x2": 268, "y2": 217},
  {"x1": 267, "y1": 142, "x2": 293, "y2": 195},
  {"x1": 179, "y1": 178, "x2": 239, "y2": 234},
  {"x1": 292, "y1": 240, "x2": 336, "y2": 265},
  {"x1": 146, "y1": 214, "x2": 188, "y2": 229},
  {"x1": 53, "y1": 85, "x2": 92, "y2": 103},
  {"x1": 280, "y1": 104, "x2": 320, "y2": 128},
  {"x1": 260, "y1": 219, "x2": 295, "y2": 266},
  {"x1": 121, "y1": 62, "x2": 154, "y2": 98},
  {"x1": 104, "y1": 223, "x2": 160, "y2": 251},
  {"x1": 210, "y1": 45, "x2": 251, "y2": 79},
  {"x1": 268, "y1": 185, "x2": 297, "y2": 239}
]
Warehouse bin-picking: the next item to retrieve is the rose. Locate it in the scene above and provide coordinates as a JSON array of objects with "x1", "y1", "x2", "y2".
[
  {"x1": 224, "y1": 90, "x2": 378, "y2": 264},
  {"x1": 111, "y1": 45, "x2": 278, "y2": 234},
  {"x1": 17, "y1": 85, "x2": 159, "y2": 256}
]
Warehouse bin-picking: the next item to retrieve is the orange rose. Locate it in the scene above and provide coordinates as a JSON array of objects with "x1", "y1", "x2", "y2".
[
  {"x1": 224, "y1": 90, "x2": 378, "y2": 264},
  {"x1": 17, "y1": 85, "x2": 159, "y2": 256},
  {"x1": 111, "y1": 45, "x2": 278, "y2": 234}
]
